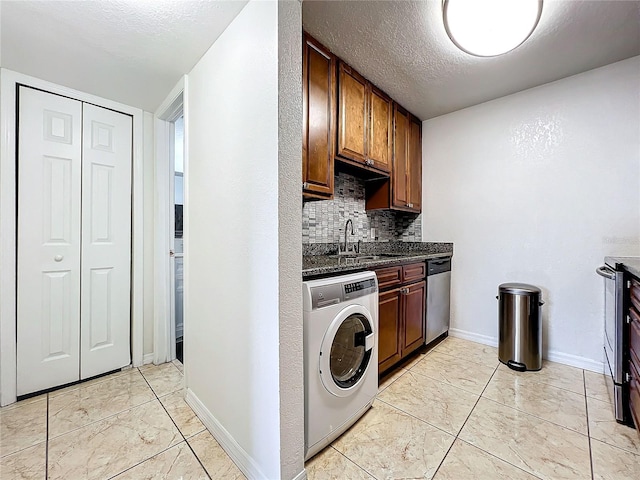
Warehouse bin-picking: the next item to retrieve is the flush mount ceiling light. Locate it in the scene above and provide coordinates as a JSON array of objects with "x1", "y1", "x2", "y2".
[{"x1": 443, "y1": 0, "x2": 543, "y2": 57}]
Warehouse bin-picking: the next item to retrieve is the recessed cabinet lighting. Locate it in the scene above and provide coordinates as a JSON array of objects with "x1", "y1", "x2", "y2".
[{"x1": 443, "y1": 0, "x2": 543, "y2": 57}]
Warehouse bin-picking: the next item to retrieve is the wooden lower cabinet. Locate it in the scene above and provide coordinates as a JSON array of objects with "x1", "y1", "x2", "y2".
[
  {"x1": 378, "y1": 289, "x2": 402, "y2": 373},
  {"x1": 403, "y1": 281, "x2": 426, "y2": 356},
  {"x1": 375, "y1": 263, "x2": 426, "y2": 375}
]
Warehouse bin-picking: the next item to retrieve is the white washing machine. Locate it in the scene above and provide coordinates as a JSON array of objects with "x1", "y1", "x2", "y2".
[{"x1": 303, "y1": 271, "x2": 378, "y2": 460}]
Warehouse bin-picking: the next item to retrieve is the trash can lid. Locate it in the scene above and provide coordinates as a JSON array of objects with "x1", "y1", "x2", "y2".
[{"x1": 499, "y1": 283, "x2": 542, "y2": 295}]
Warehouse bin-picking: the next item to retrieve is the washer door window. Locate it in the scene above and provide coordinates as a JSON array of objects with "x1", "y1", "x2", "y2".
[{"x1": 320, "y1": 305, "x2": 375, "y2": 397}]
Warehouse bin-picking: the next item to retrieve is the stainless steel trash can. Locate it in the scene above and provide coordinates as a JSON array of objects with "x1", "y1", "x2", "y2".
[{"x1": 497, "y1": 283, "x2": 543, "y2": 371}]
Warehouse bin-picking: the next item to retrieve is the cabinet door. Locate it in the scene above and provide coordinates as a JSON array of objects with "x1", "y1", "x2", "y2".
[
  {"x1": 407, "y1": 114, "x2": 422, "y2": 212},
  {"x1": 367, "y1": 86, "x2": 392, "y2": 173},
  {"x1": 337, "y1": 62, "x2": 367, "y2": 163},
  {"x1": 303, "y1": 34, "x2": 335, "y2": 199},
  {"x1": 392, "y1": 104, "x2": 409, "y2": 209},
  {"x1": 629, "y1": 355, "x2": 640, "y2": 436},
  {"x1": 378, "y1": 288, "x2": 402, "y2": 374},
  {"x1": 402, "y1": 280, "x2": 426, "y2": 357}
]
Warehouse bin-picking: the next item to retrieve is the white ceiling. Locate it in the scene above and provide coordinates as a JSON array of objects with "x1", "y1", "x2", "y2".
[
  {"x1": 303, "y1": 0, "x2": 640, "y2": 120},
  {"x1": 0, "y1": 0, "x2": 248, "y2": 112}
]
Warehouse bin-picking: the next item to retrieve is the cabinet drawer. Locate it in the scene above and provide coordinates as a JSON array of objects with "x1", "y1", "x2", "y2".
[
  {"x1": 375, "y1": 266, "x2": 402, "y2": 289},
  {"x1": 631, "y1": 307, "x2": 640, "y2": 365},
  {"x1": 402, "y1": 262, "x2": 425, "y2": 283},
  {"x1": 629, "y1": 356, "x2": 640, "y2": 433}
]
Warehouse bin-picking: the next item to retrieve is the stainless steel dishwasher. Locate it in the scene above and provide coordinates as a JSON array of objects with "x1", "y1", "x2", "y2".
[{"x1": 425, "y1": 257, "x2": 451, "y2": 344}]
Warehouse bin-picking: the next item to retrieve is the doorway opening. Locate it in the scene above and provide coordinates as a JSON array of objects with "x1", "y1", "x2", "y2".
[{"x1": 173, "y1": 115, "x2": 185, "y2": 363}]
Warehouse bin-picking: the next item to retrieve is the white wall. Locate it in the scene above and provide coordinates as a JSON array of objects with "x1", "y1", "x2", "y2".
[
  {"x1": 422, "y1": 57, "x2": 640, "y2": 371},
  {"x1": 277, "y1": 2, "x2": 303, "y2": 478},
  {"x1": 184, "y1": 1, "x2": 303, "y2": 479}
]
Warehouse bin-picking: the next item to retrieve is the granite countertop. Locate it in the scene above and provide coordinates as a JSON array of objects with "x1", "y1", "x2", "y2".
[
  {"x1": 303, "y1": 242, "x2": 453, "y2": 279},
  {"x1": 605, "y1": 256, "x2": 640, "y2": 279}
]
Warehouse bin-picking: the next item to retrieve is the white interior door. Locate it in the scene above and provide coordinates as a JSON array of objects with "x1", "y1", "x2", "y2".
[
  {"x1": 80, "y1": 103, "x2": 132, "y2": 379},
  {"x1": 17, "y1": 87, "x2": 83, "y2": 395}
]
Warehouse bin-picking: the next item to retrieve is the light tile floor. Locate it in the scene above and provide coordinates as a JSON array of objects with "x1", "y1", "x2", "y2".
[
  {"x1": 308, "y1": 337, "x2": 640, "y2": 480},
  {"x1": 0, "y1": 360, "x2": 244, "y2": 480},
  {"x1": 2, "y1": 337, "x2": 639, "y2": 479}
]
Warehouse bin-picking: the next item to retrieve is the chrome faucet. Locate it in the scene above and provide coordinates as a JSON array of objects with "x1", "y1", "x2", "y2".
[{"x1": 340, "y1": 219, "x2": 359, "y2": 255}]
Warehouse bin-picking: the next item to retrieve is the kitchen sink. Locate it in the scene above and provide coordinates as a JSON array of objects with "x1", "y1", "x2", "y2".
[{"x1": 331, "y1": 253, "x2": 407, "y2": 262}]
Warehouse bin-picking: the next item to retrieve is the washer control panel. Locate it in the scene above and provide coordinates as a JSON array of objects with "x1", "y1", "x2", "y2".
[{"x1": 310, "y1": 277, "x2": 377, "y2": 309}]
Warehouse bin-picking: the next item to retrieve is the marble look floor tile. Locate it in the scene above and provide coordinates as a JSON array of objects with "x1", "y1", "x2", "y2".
[
  {"x1": 432, "y1": 337, "x2": 498, "y2": 368},
  {"x1": 47, "y1": 399, "x2": 181, "y2": 480},
  {"x1": 188, "y1": 430, "x2": 246, "y2": 479},
  {"x1": 433, "y1": 439, "x2": 540, "y2": 480},
  {"x1": 0, "y1": 397, "x2": 47, "y2": 457},
  {"x1": 496, "y1": 361, "x2": 585, "y2": 395},
  {"x1": 113, "y1": 441, "x2": 208, "y2": 479},
  {"x1": 482, "y1": 367, "x2": 587, "y2": 434},
  {"x1": 49, "y1": 368, "x2": 131, "y2": 398},
  {"x1": 0, "y1": 442, "x2": 45, "y2": 480},
  {"x1": 332, "y1": 400, "x2": 455, "y2": 480},
  {"x1": 378, "y1": 367, "x2": 407, "y2": 393},
  {"x1": 48, "y1": 369, "x2": 155, "y2": 437},
  {"x1": 411, "y1": 350, "x2": 496, "y2": 395},
  {"x1": 140, "y1": 362, "x2": 184, "y2": 397},
  {"x1": 587, "y1": 395, "x2": 640, "y2": 454},
  {"x1": 399, "y1": 349, "x2": 429, "y2": 370},
  {"x1": 378, "y1": 370, "x2": 478, "y2": 435},
  {"x1": 584, "y1": 370, "x2": 613, "y2": 403},
  {"x1": 591, "y1": 438, "x2": 640, "y2": 480},
  {"x1": 159, "y1": 391, "x2": 206, "y2": 438},
  {"x1": 305, "y1": 446, "x2": 374, "y2": 480},
  {"x1": 459, "y1": 398, "x2": 591, "y2": 480},
  {"x1": 172, "y1": 359, "x2": 184, "y2": 374}
]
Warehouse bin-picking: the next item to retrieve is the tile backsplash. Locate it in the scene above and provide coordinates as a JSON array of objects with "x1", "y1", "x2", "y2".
[{"x1": 302, "y1": 172, "x2": 421, "y2": 244}]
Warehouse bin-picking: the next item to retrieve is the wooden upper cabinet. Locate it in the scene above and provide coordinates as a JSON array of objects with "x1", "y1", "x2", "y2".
[
  {"x1": 337, "y1": 61, "x2": 391, "y2": 175},
  {"x1": 337, "y1": 62, "x2": 367, "y2": 163},
  {"x1": 408, "y1": 114, "x2": 422, "y2": 211},
  {"x1": 391, "y1": 104, "x2": 410, "y2": 209},
  {"x1": 390, "y1": 105, "x2": 421, "y2": 212},
  {"x1": 302, "y1": 33, "x2": 335, "y2": 200},
  {"x1": 367, "y1": 86, "x2": 392, "y2": 173},
  {"x1": 367, "y1": 103, "x2": 422, "y2": 213}
]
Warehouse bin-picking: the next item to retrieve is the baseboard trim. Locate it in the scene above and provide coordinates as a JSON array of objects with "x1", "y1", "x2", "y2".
[
  {"x1": 448, "y1": 328, "x2": 498, "y2": 347},
  {"x1": 142, "y1": 353, "x2": 154, "y2": 365},
  {"x1": 448, "y1": 328, "x2": 605, "y2": 373},
  {"x1": 185, "y1": 388, "x2": 267, "y2": 480},
  {"x1": 545, "y1": 350, "x2": 604, "y2": 374},
  {"x1": 291, "y1": 468, "x2": 307, "y2": 480}
]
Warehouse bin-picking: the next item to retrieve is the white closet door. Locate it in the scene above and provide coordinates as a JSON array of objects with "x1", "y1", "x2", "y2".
[
  {"x1": 80, "y1": 103, "x2": 132, "y2": 379},
  {"x1": 17, "y1": 87, "x2": 82, "y2": 395}
]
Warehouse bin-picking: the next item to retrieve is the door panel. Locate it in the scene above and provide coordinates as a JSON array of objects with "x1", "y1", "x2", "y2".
[
  {"x1": 408, "y1": 116, "x2": 422, "y2": 211},
  {"x1": 392, "y1": 106, "x2": 409, "y2": 208},
  {"x1": 17, "y1": 87, "x2": 83, "y2": 395},
  {"x1": 378, "y1": 289, "x2": 402, "y2": 374},
  {"x1": 80, "y1": 103, "x2": 132, "y2": 379},
  {"x1": 337, "y1": 63, "x2": 367, "y2": 162},
  {"x1": 367, "y1": 87, "x2": 391, "y2": 173},
  {"x1": 303, "y1": 34, "x2": 335, "y2": 198},
  {"x1": 403, "y1": 281, "x2": 426, "y2": 356}
]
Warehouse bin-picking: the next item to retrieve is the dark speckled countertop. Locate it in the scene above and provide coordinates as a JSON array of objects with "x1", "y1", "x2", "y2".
[
  {"x1": 605, "y1": 256, "x2": 640, "y2": 279},
  {"x1": 303, "y1": 242, "x2": 453, "y2": 279}
]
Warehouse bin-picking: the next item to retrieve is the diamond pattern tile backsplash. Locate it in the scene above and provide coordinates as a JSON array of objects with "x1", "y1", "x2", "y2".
[{"x1": 302, "y1": 172, "x2": 422, "y2": 244}]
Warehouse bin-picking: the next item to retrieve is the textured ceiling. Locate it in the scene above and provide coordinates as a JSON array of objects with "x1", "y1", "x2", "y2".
[
  {"x1": 0, "y1": 0, "x2": 248, "y2": 112},
  {"x1": 303, "y1": 0, "x2": 640, "y2": 119}
]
